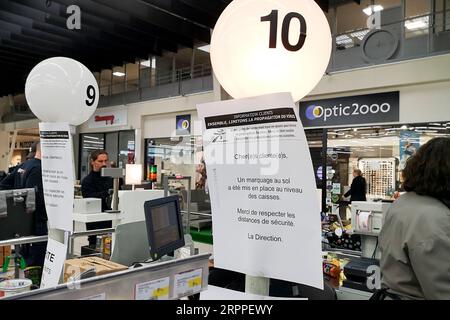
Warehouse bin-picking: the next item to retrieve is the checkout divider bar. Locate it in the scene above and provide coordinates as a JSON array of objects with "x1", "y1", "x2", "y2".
[
  {"x1": 180, "y1": 210, "x2": 211, "y2": 218},
  {"x1": 0, "y1": 235, "x2": 48, "y2": 247},
  {"x1": 68, "y1": 228, "x2": 116, "y2": 258},
  {"x1": 71, "y1": 228, "x2": 115, "y2": 238}
]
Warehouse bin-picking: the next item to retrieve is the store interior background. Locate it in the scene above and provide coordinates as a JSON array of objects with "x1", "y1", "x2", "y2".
[{"x1": 0, "y1": 0, "x2": 450, "y2": 255}]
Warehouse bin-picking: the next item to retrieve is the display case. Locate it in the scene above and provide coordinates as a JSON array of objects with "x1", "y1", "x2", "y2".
[{"x1": 358, "y1": 158, "x2": 397, "y2": 199}]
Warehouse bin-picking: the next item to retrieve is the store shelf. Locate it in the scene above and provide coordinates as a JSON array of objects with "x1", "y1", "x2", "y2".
[{"x1": 6, "y1": 253, "x2": 211, "y2": 300}]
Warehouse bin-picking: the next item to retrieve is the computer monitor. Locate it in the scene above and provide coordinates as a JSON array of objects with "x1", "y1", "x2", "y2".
[
  {"x1": 0, "y1": 189, "x2": 35, "y2": 241},
  {"x1": 143, "y1": 195, "x2": 185, "y2": 261}
]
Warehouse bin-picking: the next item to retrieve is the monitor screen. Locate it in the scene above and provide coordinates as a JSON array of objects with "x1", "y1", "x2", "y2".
[
  {"x1": 144, "y1": 195, "x2": 185, "y2": 260},
  {"x1": 0, "y1": 189, "x2": 35, "y2": 241}
]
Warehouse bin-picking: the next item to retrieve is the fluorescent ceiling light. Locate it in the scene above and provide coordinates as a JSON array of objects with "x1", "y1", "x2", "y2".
[
  {"x1": 141, "y1": 57, "x2": 156, "y2": 68},
  {"x1": 350, "y1": 29, "x2": 370, "y2": 40},
  {"x1": 113, "y1": 71, "x2": 125, "y2": 77},
  {"x1": 405, "y1": 16, "x2": 429, "y2": 30},
  {"x1": 336, "y1": 35, "x2": 353, "y2": 46},
  {"x1": 198, "y1": 44, "x2": 210, "y2": 53},
  {"x1": 363, "y1": 5, "x2": 384, "y2": 16}
]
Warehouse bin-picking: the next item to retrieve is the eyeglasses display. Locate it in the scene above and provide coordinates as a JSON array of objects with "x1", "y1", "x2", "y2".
[{"x1": 359, "y1": 158, "x2": 397, "y2": 199}]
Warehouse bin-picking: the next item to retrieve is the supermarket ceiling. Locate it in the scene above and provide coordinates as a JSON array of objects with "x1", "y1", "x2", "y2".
[{"x1": 0, "y1": 0, "x2": 359, "y2": 96}]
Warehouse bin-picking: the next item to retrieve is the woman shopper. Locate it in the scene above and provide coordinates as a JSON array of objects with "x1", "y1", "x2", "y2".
[{"x1": 379, "y1": 137, "x2": 450, "y2": 300}]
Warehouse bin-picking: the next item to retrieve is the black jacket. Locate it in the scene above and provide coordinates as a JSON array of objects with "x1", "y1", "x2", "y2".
[
  {"x1": 81, "y1": 170, "x2": 113, "y2": 211},
  {"x1": 344, "y1": 175, "x2": 367, "y2": 202},
  {"x1": 14, "y1": 158, "x2": 47, "y2": 223}
]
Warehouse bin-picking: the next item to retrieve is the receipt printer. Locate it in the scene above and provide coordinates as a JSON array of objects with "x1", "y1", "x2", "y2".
[
  {"x1": 351, "y1": 202, "x2": 391, "y2": 235},
  {"x1": 74, "y1": 198, "x2": 102, "y2": 214}
]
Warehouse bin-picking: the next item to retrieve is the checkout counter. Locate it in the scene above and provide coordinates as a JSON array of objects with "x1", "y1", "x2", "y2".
[
  {"x1": 1, "y1": 192, "x2": 210, "y2": 300},
  {"x1": 324, "y1": 201, "x2": 391, "y2": 300}
]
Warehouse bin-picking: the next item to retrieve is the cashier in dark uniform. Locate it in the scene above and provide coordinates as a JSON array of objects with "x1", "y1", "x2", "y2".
[
  {"x1": 15, "y1": 142, "x2": 48, "y2": 268},
  {"x1": 0, "y1": 141, "x2": 37, "y2": 190},
  {"x1": 81, "y1": 150, "x2": 113, "y2": 246}
]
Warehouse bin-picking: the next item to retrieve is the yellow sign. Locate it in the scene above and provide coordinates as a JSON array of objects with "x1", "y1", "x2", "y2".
[{"x1": 188, "y1": 277, "x2": 202, "y2": 288}]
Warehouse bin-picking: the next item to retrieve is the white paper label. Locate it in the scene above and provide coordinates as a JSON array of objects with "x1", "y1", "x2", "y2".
[
  {"x1": 197, "y1": 92, "x2": 323, "y2": 289},
  {"x1": 39, "y1": 122, "x2": 74, "y2": 232},
  {"x1": 135, "y1": 277, "x2": 170, "y2": 300},
  {"x1": 174, "y1": 268, "x2": 203, "y2": 298},
  {"x1": 80, "y1": 293, "x2": 106, "y2": 300},
  {"x1": 40, "y1": 238, "x2": 67, "y2": 289}
]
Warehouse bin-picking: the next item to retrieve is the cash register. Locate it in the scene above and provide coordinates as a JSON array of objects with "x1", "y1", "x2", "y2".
[{"x1": 342, "y1": 201, "x2": 391, "y2": 293}]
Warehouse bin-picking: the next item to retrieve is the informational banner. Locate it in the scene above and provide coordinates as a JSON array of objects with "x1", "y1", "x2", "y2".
[
  {"x1": 399, "y1": 130, "x2": 420, "y2": 170},
  {"x1": 197, "y1": 92, "x2": 323, "y2": 289},
  {"x1": 88, "y1": 109, "x2": 127, "y2": 129},
  {"x1": 300, "y1": 91, "x2": 400, "y2": 128},
  {"x1": 39, "y1": 122, "x2": 74, "y2": 232},
  {"x1": 40, "y1": 238, "x2": 67, "y2": 289}
]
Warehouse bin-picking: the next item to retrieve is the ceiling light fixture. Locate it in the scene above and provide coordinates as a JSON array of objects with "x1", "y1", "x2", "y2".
[
  {"x1": 405, "y1": 16, "x2": 429, "y2": 30},
  {"x1": 113, "y1": 71, "x2": 125, "y2": 77},
  {"x1": 363, "y1": 5, "x2": 384, "y2": 16},
  {"x1": 141, "y1": 57, "x2": 156, "y2": 68},
  {"x1": 198, "y1": 44, "x2": 210, "y2": 53}
]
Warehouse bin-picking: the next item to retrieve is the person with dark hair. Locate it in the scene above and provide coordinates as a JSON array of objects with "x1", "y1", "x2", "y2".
[
  {"x1": 9, "y1": 142, "x2": 47, "y2": 268},
  {"x1": 379, "y1": 137, "x2": 450, "y2": 300},
  {"x1": 0, "y1": 141, "x2": 38, "y2": 190},
  {"x1": 343, "y1": 169, "x2": 367, "y2": 202},
  {"x1": 81, "y1": 150, "x2": 113, "y2": 246},
  {"x1": 195, "y1": 158, "x2": 207, "y2": 191}
]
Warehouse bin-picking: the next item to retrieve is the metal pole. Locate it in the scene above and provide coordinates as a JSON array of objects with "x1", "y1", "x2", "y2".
[
  {"x1": 7, "y1": 130, "x2": 17, "y2": 167},
  {"x1": 330, "y1": 2, "x2": 338, "y2": 71},
  {"x1": 113, "y1": 178, "x2": 119, "y2": 211},
  {"x1": 0, "y1": 235, "x2": 48, "y2": 247},
  {"x1": 124, "y1": 64, "x2": 127, "y2": 93},
  {"x1": 187, "y1": 177, "x2": 191, "y2": 234},
  {"x1": 190, "y1": 48, "x2": 195, "y2": 79},
  {"x1": 110, "y1": 68, "x2": 113, "y2": 96},
  {"x1": 322, "y1": 129, "x2": 328, "y2": 214},
  {"x1": 14, "y1": 244, "x2": 20, "y2": 279},
  {"x1": 428, "y1": 0, "x2": 436, "y2": 54},
  {"x1": 138, "y1": 60, "x2": 142, "y2": 100},
  {"x1": 163, "y1": 175, "x2": 169, "y2": 197}
]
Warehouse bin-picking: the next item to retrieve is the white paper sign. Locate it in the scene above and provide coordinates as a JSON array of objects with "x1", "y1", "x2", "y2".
[
  {"x1": 40, "y1": 238, "x2": 67, "y2": 289},
  {"x1": 197, "y1": 92, "x2": 323, "y2": 289},
  {"x1": 135, "y1": 277, "x2": 170, "y2": 300},
  {"x1": 88, "y1": 109, "x2": 127, "y2": 129},
  {"x1": 39, "y1": 122, "x2": 74, "y2": 232},
  {"x1": 174, "y1": 268, "x2": 203, "y2": 298}
]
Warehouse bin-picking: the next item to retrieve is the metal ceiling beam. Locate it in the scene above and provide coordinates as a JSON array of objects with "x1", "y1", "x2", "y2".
[
  {"x1": 94, "y1": 0, "x2": 210, "y2": 43},
  {"x1": 7, "y1": 0, "x2": 164, "y2": 57},
  {"x1": 139, "y1": 0, "x2": 217, "y2": 28},
  {"x1": 179, "y1": 0, "x2": 229, "y2": 19},
  {"x1": 52, "y1": 0, "x2": 179, "y2": 52}
]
